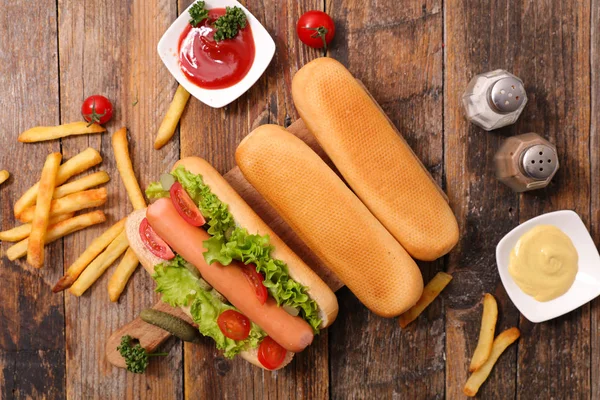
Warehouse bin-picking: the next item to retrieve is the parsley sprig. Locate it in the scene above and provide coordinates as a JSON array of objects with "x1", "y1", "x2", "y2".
[
  {"x1": 213, "y1": 7, "x2": 247, "y2": 41},
  {"x1": 188, "y1": 1, "x2": 247, "y2": 42},
  {"x1": 189, "y1": 1, "x2": 209, "y2": 26},
  {"x1": 117, "y1": 335, "x2": 168, "y2": 374}
]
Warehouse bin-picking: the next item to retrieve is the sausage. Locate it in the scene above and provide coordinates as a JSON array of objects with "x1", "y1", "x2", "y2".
[{"x1": 146, "y1": 198, "x2": 314, "y2": 353}]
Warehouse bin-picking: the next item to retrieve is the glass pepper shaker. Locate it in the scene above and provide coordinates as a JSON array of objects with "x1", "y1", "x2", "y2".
[
  {"x1": 494, "y1": 133, "x2": 559, "y2": 192},
  {"x1": 462, "y1": 70, "x2": 527, "y2": 131}
]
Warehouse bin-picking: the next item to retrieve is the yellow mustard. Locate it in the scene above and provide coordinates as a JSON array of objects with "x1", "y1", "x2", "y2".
[{"x1": 508, "y1": 225, "x2": 578, "y2": 302}]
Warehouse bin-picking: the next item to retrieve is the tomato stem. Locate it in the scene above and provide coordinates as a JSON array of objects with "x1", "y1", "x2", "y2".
[
  {"x1": 305, "y1": 26, "x2": 328, "y2": 51},
  {"x1": 83, "y1": 100, "x2": 107, "y2": 127}
]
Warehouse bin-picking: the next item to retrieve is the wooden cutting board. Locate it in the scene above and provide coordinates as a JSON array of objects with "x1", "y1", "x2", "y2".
[{"x1": 105, "y1": 119, "x2": 344, "y2": 368}]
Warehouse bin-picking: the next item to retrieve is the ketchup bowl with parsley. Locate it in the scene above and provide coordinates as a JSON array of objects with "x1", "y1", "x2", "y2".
[{"x1": 157, "y1": 0, "x2": 275, "y2": 108}]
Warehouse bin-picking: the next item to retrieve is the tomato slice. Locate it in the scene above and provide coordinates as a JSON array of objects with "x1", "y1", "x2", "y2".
[
  {"x1": 169, "y1": 182, "x2": 206, "y2": 227},
  {"x1": 240, "y1": 263, "x2": 268, "y2": 305},
  {"x1": 217, "y1": 310, "x2": 251, "y2": 341},
  {"x1": 257, "y1": 337, "x2": 287, "y2": 370},
  {"x1": 139, "y1": 218, "x2": 175, "y2": 260}
]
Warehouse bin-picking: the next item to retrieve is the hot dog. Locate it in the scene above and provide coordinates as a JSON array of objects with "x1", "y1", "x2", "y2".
[
  {"x1": 146, "y1": 198, "x2": 314, "y2": 353},
  {"x1": 125, "y1": 157, "x2": 338, "y2": 370}
]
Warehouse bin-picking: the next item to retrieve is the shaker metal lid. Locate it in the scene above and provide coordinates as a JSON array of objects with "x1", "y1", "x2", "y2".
[
  {"x1": 521, "y1": 144, "x2": 558, "y2": 180},
  {"x1": 489, "y1": 76, "x2": 526, "y2": 113}
]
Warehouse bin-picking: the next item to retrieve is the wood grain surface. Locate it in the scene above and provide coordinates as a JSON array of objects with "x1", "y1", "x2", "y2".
[
  {"x1": 0, "y1": 1, "x2": 65, "y2": 399},
  {"x1": 0, "y1": 0, "x2": 599, "y2": 399},
  {"x1": 591, "y1": 2, "x2": 600, "y2": 400},
  {"x1": 514, "y1": 2, "x2": 592, "y2": 398},
  {"x1": 444, "y1": 1, "x2": 521, "y2": 398}
]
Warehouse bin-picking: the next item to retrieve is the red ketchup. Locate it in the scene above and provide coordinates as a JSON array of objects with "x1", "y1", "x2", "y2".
[{"x1": 178, "y1": 8, "x2": 255, "y2": 89}]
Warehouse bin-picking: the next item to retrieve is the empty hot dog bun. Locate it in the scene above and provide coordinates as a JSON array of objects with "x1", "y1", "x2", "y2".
[
  {"x1": 291, "y1": 57, "x2": 459, "y2": 261},
  {"x1": 236, "y1": 125, "x2": 423, "y2": 317},
  {"x1": 126, "y1": 208, "x2": 294, "y2": 370}
]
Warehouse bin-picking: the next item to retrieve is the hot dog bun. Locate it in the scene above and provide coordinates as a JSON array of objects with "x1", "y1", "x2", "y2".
[
  {"x1": 173, "y1": 157, "x2": 338, "y2": 328},
  {"x1": 126, "y1": 209, "x2": 294, "y2": 370},
  {"x1": 236, "y1": 125, "x2": 423, "y2": 317},
  {"x1": 292, "y1": 57, "x2": 459, "y2": 261}
]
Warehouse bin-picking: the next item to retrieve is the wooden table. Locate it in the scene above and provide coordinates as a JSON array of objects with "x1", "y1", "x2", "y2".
[{"x1": 0, "y1": 0, "x2": 597, "y2": 398}]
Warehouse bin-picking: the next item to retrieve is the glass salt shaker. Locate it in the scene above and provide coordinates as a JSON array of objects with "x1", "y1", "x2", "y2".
[
  {"x1": 494, "y1": 133, "x2": 559, "y2": 192},
  {"x1": 462, "y1": 70, "x2": 527, "y2": 131}
]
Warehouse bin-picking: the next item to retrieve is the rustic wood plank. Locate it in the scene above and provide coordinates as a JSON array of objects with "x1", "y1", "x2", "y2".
[
  {"x1": 178, "y1": 0, "x2": 329, "y2": 398},
  {"x1": 591, "y1": 1, "x2": 600, "y2": 399},
  {"x1": 443, "y1": 0, "x2": 523, "y2": 398},
  {"x1": 514, "y1": 1, "x2": 592, "y2": 398},
  {"x1": 0, "y1": 1, "x2": 66, "y2": 398},
  {"x1": 326, "y1": 0, "x2": 446, "y2": 398},
  {"x1": 57, "y1": 0, "x2": 182, "y2": 398}
]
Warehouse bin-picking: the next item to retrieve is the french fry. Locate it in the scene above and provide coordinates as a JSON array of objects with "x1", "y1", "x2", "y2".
[
  {"x1": 463, "y1": 327, "x2": 520, "y2": 397},
  {"x1": 154, "y1": 85, "x2": 190, "y2": 150},
  {"x1": 399, "y1": 272, "x2": 453, "y2": 328},
  {"x1": 52, "y1": 218, "x2": 126, "y2": 292},
  {"x1": 107, "y1": 247, "x2": 140, "y2": 302},
  {"x1": 69, "y1": 231, "x2": 129, "y2": 296},
  {"x1": 6, "y1": 211, "x2": 106, "y2": 260},
  {"x1": 0, "y1": 170, "x2": 9, "y2": 185},
  {"x1": 18, "y1": 188, "x2": 107, "y2": 223},
  {"x1": 27, "y1": 153, "x2": 62, "y2": 268},
  {"x1": 14, "y1": 147, "x2": 102, "y2": 217},
  {"x1": 53, "y1": 171, "x2": 109, "y2": 199},
  {"x1": 0, "y1": 213, "x2": 74, "y2": 242},
  {"x1": 18, "y1": 121, "x2": 106, "y2": 143},
  {"x1": 469, "y1": 294, "x2": 499, "y2": 372},
  {"x1": 112, "y1": 127, "x2": 147, "y2": 210}
]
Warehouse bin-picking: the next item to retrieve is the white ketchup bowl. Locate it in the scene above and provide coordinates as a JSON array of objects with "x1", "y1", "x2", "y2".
[{"x1": 157, "y1": 0, "x2": 276, "y2": 108}]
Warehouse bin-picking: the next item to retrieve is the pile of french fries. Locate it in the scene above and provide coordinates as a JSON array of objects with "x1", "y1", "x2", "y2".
[
  {"x1": 2, "y1": 124, "x2": 147, "y2": 302},
  {"x1": 1, "y1": 148, "x2": 108, "y2": 268},
  {"x1": 463, "y1": 294, "x2": 520, "y2": 396}
]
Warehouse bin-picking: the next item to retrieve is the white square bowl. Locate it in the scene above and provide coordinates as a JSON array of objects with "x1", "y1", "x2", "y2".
[
  {"x1": 157, "y1": 0, "x2": 276, "y2": 108},
  {"x1": 496, "y1": 210, "x2": 600, "y2": 323}
]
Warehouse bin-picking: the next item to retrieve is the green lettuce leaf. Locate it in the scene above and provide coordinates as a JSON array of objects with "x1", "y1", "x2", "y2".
[
  {"x1": 153, "y1": 256, "x2": 265, "y2": 358},
  {"x1": 203, "y1": 235, "x2": 233, "y2": 265},
  {"x1": 146, "y1": 181, "x2": 170, "y2": 200},
  {"x1": 153, "y1": 256, "x2": 200, "y2": 307},
  {"x1": 190, "y1": 290, "x2": 265, "y2": 358}
]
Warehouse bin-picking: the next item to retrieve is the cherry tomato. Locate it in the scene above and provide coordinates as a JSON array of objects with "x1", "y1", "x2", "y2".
[
  {"x1": 240, "y1": 263, "x2": 268, "y2": 305},
  {"x1": 217, "y1": 310, "x2": 251, "y2": 341},
  {"x1": 257, "y1": 337, "x2": 287, "y2": 370},
  {"x1": 139, "y1": 218, "x2": 175, "y2": 260},
  {"x1": 296, "y1": 11, "x2": 335, "y2": 50},
  {"x1": 169, "y1": 182, "x2": 206, "y2": 227},
  {"x1": 81, "y1": 95, "x2": 113, "y2": 125}
]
